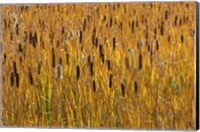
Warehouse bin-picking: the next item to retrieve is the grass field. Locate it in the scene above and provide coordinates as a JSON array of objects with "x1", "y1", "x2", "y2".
[{"x1": 0, "y1": 2, "x2": 196, "y2": 129}]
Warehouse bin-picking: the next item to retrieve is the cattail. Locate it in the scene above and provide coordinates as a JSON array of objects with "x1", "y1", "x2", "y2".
[
  {"x1": 16, "y1": 23, "x2": 19, "y2": 35},
  {"x1": 179, "y1": 19, "x2": 182, "y2": 26},
  {"x1": 93, "y1": 80, "x2": 96, "y2": 92},
  {"x1": 121, "y1": 83, "x2": 125, "y2": 97},
  {"x1": 101, "y1": 53, "x2": 105, "y2": 63},
  {"x1": 160, "y1": 24, "x2": 164, "y2": 36},
  {"x1": 15, "y1": 73, "x2": 19, "y2": 88},
  {"x1": 10, "y1": 72, "x2": 15, "y2": 87},
  {"x1": 120, "y1": 22, "x2": 123, "y2": 30},
  {"x1": 110, "y1": 17, "x2": 112, "y2": 27},
  {"x1": 134, "y1": 81, "x2": 138, "y2": 95},
  {"x1": 139, "y1": 53, "x2": 142, "y2": 70},
  {"x1": 181, "y1": 35, "x2": 184, "y2": 43},
  {"x1": 125, "y1": 56, "x2": 130, "y2": 69},
  {"x1": 90, "y1": 62, "x2": 94, "y2": 76},
  {"x1": 165, "y1": 10, "x2": 168, "y2": 20},
  {"x1": 18, "y1": 43, "x2": 23, "y2": 53},
  {"x1": 28, "y1": 67, "x2": 34, "y2": 85},
  {"x1": 156, "y1": 40, "x2": 159, "y2": 51},
  {"x1": 52, "y1": 48, "x2": 55, "y2": 68},
  {"x1": 13, "y1": 61, "x2": 17, "y2": 75},
  {"x1": 61, "y1": 26, "x2": 65, "y2": 35},
  {"x1": 137, "y1": 41, "x2": 143, "y2": 50},
  {"x1": 99, "y1": 44, "x2": 104, "y2": 56},
  {"x1": 92, "y1": 28, "x2": 96, "y2": 46},
  {"x1": 174, "y1": 15, "x2": 178, "y2": 26},
  {"x1": 109, "y1": 74, "x2": 113, "y2": 88},
  {"x1": 107, "y1": 59, "x2": 111, "y2": 71},
  {"x1": 150, "y1": 49, "x2": 153, "y2": 65},
  {"x1": 154, "y1": 28, "x2": 157, "y2": 36},
  {"x1": 76, "y1": 65, "x2": 80, "y2": 80},
  {"x1": 132, "y1": 20, "x2": 134, "y2": 33},
  {"x1": 79, "y1": 30, "x2": 82, "y2": 44},
  {"x1": 87, "y1": 55, "x2": 91, "y2": 64},
  {"x1": 3, "y1": 53, "x2": 7, "y2": 64},
  {"x1": 66, "y1": 53, "x2": 70, "y2": 65},
  {"x1": 145, "y1": 32, "x2": 148, "y2": 40},
  {"x1": 56, "y1": 64, "x2": 63, "y2": 79},
  {"x1": 113, "y1": 37, "x2": 116, "y2": 50},
  {"x1": 83, "y1": 18, "x2": 86, "y2": 31},
  {"x1": 95, "y1": 37, "x2": 98, "y2": 47}
]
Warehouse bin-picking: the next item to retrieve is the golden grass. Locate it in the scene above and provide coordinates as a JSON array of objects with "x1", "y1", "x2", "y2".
[{"x1": 1, "y1": 2, "x2": 196, "y2": 129}]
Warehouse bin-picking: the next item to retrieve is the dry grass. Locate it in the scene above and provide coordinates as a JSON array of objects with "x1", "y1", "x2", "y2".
[{"x1": 1, "y1": 2, "x2": 196, "y2": 129}]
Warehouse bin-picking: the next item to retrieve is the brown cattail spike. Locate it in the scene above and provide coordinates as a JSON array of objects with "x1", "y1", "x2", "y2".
[
  {"x1": 125, "y1": 56, "x2": 130, "y2": 69},
  {"x1": 156, "y1": 40, "x2": 159, "y2": 51},
  {"x1": 56, "y1": 64, "x2": 62, "y2": 79},
  {"x1": 107, "y1": 59, "x2": 111, "y2": 71},
  {"x1": 28, "y1": 67, "x2": 34, "y2": 85},
  {"x1": 93, "y1": 80, "x2": 96, "y2": 92},
  {"x1": 134, "y1": 81, "x2": 138, "y2": 95},
  {"x1": 113, "y1": 37, "x2": 116, "y2": 50},
  {"x1": 90, "y1": 62, "x2": 94, "y2": 76},
  {"x1": 139, "y1": 53, "x2": 142, "y2": 70},
  {"x1": 132, "y1": 20, "x2": 134, "y2": 33},
  {"x1": 109, "y1": 74, "x2": 113, "y2": 88},
  {"x1": 83, "y1": 18, "x2": 86, "y2": 31},
  {"x1": 181, "y1": 35, "x2": 184, "y2": 43},
  {"x1": 52, "y1": 48, "x2": 55, "y2": 68},
  {"x1": 76, "y1": 65, "x2": 80, "y2": 80},
  {"x1": 121, "y1": 83, "x2": 125, "y2": 97},
  {"x1": 13, "y1": 61, "x2": 17, "y2": 75},
  {"x1": 79, "y1": 30, "x2": 82, "y2": 44},
  {"x1": 66, "y1": 53, "x2": 70, "y2": 65},
  {"x1": 10, "y1": 72, "x2": 15, "y2": 87}
]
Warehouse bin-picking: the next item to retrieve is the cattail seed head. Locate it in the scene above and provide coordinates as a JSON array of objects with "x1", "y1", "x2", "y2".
[
  {"x1": 13, "y1": 61, "x2": 17, "y2": 75},
  {"x1": 79, "y1": 30, "x2": 82, "y2": 44},
  {"x1": 156, "y1": 40, "x2": 159, "y2": 51},
  {"x1": 90, "y1": 62, "x2": 94, "y2": 76},
  {"x1": 93, "y1": 80, "x2": 96, "y2": 92},
  {"x1": 134, "y1": 81, "x2": 138, "y2": 95},
  {"x1": 125, "y1": 56, "x2": 130, "y2": 69},
  {"x1": 132, "y1": 20, "x2": 134, "y2": 33},
  {"x1": 76, "y1": 65, "x2": 80, "y2": 80},
  {"x1": 174, "y1": 15, "x2": 178, "y2": 26},
  {"x1": 10, "y1": 72, "x2": 15, "y2": 87},
  {"x1": 181, "y1": 34, "x2": 184, "y2": 43},
  {"x1": 165, "y1": 10, "x2": 168, "y2": 20},
  {"x1": 56, "y1": 64, "x2": 63, "y2": 79},
  {"x1": 83, "y1": 18, "x2": 86, "y2": 31},
  {"x1": 109, "y1": 74, "x2": 113, "y2": 88},
  {"x1": 160, "y1": 24, "x2": 164, "y2": 36},
  {"x1": 28, "y1": 67, "x2": 34, "y2": 85},
  {"x1": 113, "y1": 37, "x2": 116, "y2": 50},
  {"x1": 121, "y1": 83, "x2": 125, "y2": 97},
  {"x1": 107, "y1": 59, "x2": 111, "y2": 71},
  {"x1": 52, "y1": 48, "x2": 55, "y2": 68},
  {"x1": 139, "y1": 53, "x2": 142, "y2": 70}
]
